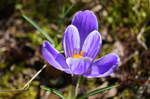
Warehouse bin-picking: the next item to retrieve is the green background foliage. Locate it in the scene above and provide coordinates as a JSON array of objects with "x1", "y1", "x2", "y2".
[{"x1": 0, "y1": 0, "x2": 149, "y2": 99}]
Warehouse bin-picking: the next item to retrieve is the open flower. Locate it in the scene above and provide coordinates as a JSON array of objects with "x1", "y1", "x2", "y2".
[{"x1": 42, "y1": 10, "x2": 120, "y2": 78}]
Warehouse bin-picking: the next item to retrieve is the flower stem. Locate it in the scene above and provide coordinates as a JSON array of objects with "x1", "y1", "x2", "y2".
[{"x1": 75, "y1": 76, "x2": 82, "y2": 98}]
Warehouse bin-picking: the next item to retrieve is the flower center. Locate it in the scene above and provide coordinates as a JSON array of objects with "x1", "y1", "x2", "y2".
[{"x1": 72, "y1": 51, "x2": 83, "y2": 58}]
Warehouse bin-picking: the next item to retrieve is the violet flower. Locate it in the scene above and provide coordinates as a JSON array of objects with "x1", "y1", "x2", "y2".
[{"x1": 42, "y1": 10, "x2": 120, "y2": 78}]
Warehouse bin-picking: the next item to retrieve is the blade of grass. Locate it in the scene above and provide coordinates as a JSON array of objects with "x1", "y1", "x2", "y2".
[
  {"x1": 63, "y1": 4, "x2": 74, "y2": 18},
  {"x1": 22, "y1": 14, "x2": 55, "y2": 45},
  {"x1": 40, "y1": 85, "x2": 65, "y2": 99},
  {"x1": 80, "y1": 84, "x2": 120, "y2": 99}
]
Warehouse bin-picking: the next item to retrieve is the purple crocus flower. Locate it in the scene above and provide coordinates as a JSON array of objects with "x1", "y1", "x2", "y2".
[{"x1": 42, "y1": 10, "x2": 120, "y2": 78}]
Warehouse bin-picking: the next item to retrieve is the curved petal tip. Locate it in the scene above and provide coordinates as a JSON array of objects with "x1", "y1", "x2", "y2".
[
  {"x1": 72, "y1": 10, "x2": 98, "y2": 47},
  {"x1": 84, "y1": 53, "x2": 120, "y2": 78}
]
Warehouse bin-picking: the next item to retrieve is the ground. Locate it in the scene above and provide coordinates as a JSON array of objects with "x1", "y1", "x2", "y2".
[{"x1": 0, "y1": 0, "x2": 149, "y2": 99}]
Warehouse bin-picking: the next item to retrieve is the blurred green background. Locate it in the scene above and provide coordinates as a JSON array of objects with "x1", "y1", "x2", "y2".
[{"x1": 0, "y1": 0, "x2": 150, "y2": 99}]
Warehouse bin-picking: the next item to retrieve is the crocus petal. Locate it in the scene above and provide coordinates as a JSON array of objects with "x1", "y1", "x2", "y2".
[
  {"x1": 42, "y1": 41, "x2": 68, "y2": 71},
  {"x1": 84, "y1": 53, "x2": 120, "y2": 78},
  {"x1": 72, "y1": 10, "x2": 98, "y2": 47},
  {"x1": 66, "y1": 57, "x2": 92, "y2": 75},
  {"x1": 82, "y1": 31, "x2": 102, "y2": 59},
  {"x1": 63, "y1": 25, "x2": 80, "y2": 57}
]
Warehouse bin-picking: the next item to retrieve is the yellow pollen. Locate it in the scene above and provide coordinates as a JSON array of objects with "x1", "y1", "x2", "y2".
[
  {"x1": 73, "y1": 54, "x2": 82, "y2": 58},
  {"x1": 72, "y1": 51, "x2": 83, "y2": 58}
]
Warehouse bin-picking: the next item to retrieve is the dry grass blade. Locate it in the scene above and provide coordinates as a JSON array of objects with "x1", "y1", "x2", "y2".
[{"x1": 0, "y1": 64, "x2": 47, "y2": 92}]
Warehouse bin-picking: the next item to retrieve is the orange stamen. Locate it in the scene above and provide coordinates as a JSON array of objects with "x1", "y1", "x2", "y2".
[{"x1": 72, "y1": 51, "x2": 83, "y2": 58}]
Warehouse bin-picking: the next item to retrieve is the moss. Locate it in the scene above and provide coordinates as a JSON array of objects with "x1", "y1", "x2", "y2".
[
  {"x1": 0, "y1": 63, "x2": 8, "y2": 69},
  {"x1": 0, "y1": 73, "x2": 16, "y2": 98},
  {"x1": 27, "y1": 32, "x2": 43, "y2": 46},
  {"x1": 13, "y1": 84, "x2": 38, "y2": 99},
  {"x1": 100, "y1": 44, "x2": 113, "y2": 57},
  {"x1": 120, "y1": 89, "x2": 134, "y2": 99},
  {"x1": 0, "y1": 67, "x2": 39, "y2": 99}
]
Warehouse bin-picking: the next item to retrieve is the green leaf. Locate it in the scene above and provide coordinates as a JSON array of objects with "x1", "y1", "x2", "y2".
[
  {"x1": 40, "y1": 85, "x2": 65, "y2": 99},
  {"x1": 80, "y1": 84, "x2": 120, "y2": 99},
  {"x1": 22, "y1": 14, "x2": 55, "y2": 46}
]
